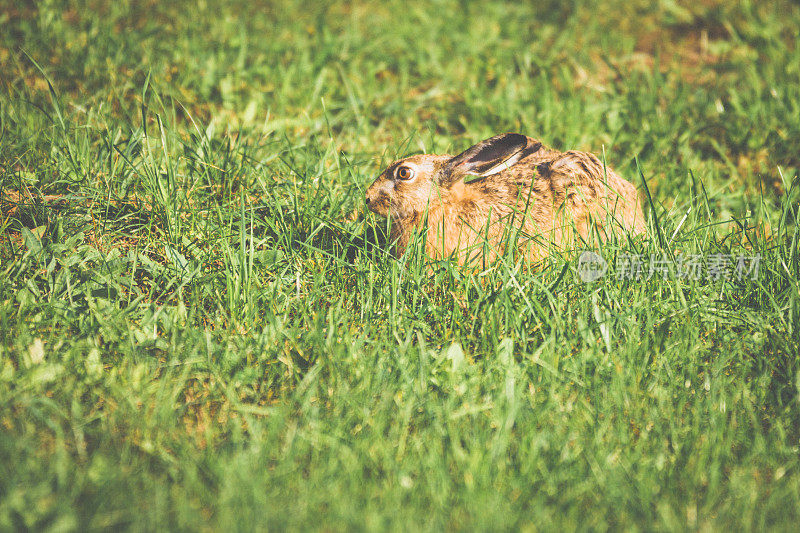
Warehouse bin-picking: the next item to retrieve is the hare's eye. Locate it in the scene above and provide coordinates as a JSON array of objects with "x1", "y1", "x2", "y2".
[{"x1": 396, "y1": 166, "x2": 415, "y2": 180}]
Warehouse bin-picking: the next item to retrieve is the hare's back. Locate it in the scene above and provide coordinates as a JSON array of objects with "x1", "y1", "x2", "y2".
[{"x1": 514, "y1": 149, "x2": 645, "y2": 235}]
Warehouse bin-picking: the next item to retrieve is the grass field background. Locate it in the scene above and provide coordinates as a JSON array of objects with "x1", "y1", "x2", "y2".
[{"x1": 2, "y1": 0, "x2": 800, "y2": 529}]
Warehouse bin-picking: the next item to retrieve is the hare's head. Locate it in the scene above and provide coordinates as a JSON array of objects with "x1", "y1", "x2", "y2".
[
  {"x1": 365, "y1": 133, "x2": 540, "y2": 220},
  {"x1": 365, "y1": 154, "x2": 450, "y2": 219}
]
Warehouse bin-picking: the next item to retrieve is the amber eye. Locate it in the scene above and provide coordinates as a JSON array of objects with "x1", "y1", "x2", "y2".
[{"x1": 396, "y1": 166, "x2": 415, "y2": 180}]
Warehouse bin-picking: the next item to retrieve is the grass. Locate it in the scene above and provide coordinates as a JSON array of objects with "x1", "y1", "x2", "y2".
[{"x1": 1, "y1": 0, "x2": 800, "y2": 530}]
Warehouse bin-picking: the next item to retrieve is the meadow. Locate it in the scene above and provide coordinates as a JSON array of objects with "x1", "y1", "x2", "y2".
[{"x1": 1, "y1": 0, "x2": 799, "y2": 530}]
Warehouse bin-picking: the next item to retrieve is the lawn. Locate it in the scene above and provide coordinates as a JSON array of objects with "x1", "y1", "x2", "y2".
[{"x1": 1, "y1": 0, "x2": 799, "y2": 530}]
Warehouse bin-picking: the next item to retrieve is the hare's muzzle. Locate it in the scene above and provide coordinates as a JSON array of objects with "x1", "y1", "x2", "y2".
[{"x1": 365, "y1": 180, "x2": 391, "y2": 216}]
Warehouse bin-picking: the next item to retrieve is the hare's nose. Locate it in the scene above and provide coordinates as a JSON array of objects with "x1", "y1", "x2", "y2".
[{"x1": 365, "y1": 194, "x2": 372, "y2": 206}]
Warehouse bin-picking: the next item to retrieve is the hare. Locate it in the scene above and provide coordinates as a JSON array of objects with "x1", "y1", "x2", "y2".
[{"x1": 365, "y1": 133, "x2": 646, "y2": 266}]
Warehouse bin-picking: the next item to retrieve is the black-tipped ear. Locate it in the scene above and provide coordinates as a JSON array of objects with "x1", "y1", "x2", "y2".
[{"x1": 441, "y1": 133, "x2": 539, "y2": 185}]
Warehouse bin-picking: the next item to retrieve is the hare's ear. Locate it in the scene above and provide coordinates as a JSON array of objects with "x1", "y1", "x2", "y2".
[{"x1": 441, "y1": 133, "x2": 539, "y2": 185}]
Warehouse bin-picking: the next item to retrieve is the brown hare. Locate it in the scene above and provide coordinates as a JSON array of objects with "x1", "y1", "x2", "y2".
[{"x1": 365, "y1": 133, "x2": 646, "y2": 266}]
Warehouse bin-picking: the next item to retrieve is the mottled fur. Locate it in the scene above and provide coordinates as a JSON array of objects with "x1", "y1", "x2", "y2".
[{"x1": 365, "y1": 133, "x2": 646, "y2": 266}]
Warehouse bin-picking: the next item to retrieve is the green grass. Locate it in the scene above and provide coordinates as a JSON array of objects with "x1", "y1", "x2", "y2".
[{"x1": 2, "y1": 0, "x2": 800, "y2": 530}]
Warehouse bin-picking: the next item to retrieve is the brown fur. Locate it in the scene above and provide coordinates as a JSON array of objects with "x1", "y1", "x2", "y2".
[{"x1": 365, "y1": 134, "x2": 646, "y2": 266}]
